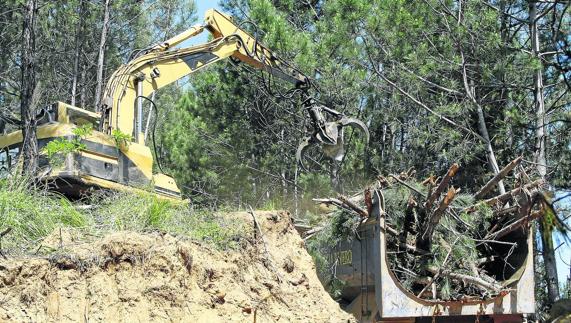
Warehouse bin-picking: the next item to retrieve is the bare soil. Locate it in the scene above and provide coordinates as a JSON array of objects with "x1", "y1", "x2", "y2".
[{"x1": 0, "y1": 211, "x2": 354, "y2": 322}]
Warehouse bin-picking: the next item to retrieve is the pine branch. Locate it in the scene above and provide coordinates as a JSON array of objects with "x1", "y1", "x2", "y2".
[{"x1": 424, "y1": 163, "x2": 459, "y2": 210}]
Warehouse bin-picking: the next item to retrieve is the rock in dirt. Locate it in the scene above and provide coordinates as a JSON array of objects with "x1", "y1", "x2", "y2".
[{"x1": 283, "y1": 256, "x2": 295, "y2": 273}]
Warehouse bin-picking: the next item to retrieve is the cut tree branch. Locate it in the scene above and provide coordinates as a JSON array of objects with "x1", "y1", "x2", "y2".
[
  {"x1": 338, "y1": 195, "x2": 369, "y2": 218},
  {"x1": 484, "y1": 210, "x2": 542, "y2": 241},
  {"x1": 425, "y1": 163, "x2": 459, "y2": 210},
  {"x1": 475, "y1": 156, "x2": 523, "y2": 199},
  {"x1": 463, "y1": 179, "x2": 544, "y2": 212},
  {"x1": 426, "y1": 266, "x2": 504, "y2": 292},
  {"x1": 421, "y1": 187, "x2": 459, "y2": 244},
  {"x1": 389, "y1": 174, "x2": 426, "y2": 198}
]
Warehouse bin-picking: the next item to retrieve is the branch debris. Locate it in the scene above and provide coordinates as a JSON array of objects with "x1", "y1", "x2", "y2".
[{"x1": 307, "y1": 161, "x2": 547, "y2": 301}]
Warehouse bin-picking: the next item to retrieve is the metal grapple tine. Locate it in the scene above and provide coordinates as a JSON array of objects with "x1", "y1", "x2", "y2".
[
  {"x1": 339, "y1": 117, "x2": 370, "y2": 144},
  {"x1": 296, "y1": 136, "x2": 313, "y2": 171},
  {"x1": 297, "y1": 99, "x2": 370, "y2": 171}
]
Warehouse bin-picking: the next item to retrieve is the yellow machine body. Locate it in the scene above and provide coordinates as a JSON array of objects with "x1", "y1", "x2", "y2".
[{"x1": 0, "y1": 102, "x2": 180, "y2": 199}]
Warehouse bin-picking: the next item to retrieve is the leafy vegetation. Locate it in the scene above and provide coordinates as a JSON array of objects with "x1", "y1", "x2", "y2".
[
  {"x1": 111, "y1": 129, "x2": 132, "y2": 149},
  {"x1": 305, "y1": 211, "x2": 351, "y2": 299},
  {"x1": 42, "y1": 124, "x2": 93, "y2": 165}
]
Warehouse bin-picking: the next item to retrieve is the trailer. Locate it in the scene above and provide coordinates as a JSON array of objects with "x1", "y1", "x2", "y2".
[{"x1": 332, "y1": 190, "x2": 534, "y2": 323}]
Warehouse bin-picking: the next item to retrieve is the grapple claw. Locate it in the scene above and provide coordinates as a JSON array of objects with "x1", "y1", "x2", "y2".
[
  {"x1": 339, "y1": 116, "x2": 370, "y2": 144},
  {"x1": 297, "y1": 100, "x2": 370, "y2": 171},
  {"x1": 296, "y1": 136, "x2": 313, "y2": 171}
]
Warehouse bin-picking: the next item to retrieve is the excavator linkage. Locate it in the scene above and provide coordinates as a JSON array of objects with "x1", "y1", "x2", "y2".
[{"x1": 0, "y1": 8, "x2": 370, "y2": 199}]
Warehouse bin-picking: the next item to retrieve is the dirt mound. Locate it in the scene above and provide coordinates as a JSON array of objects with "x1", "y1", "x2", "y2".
[{"x1": 0, "y1": 211, "x2": 354, "y2": 322}]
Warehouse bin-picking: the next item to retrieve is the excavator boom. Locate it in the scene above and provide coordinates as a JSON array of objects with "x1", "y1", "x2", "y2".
[{"x1": 100, "y1": 9, "x2": 308, "y2": 143}]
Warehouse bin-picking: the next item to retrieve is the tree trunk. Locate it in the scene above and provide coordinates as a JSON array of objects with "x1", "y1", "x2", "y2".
[
  {"x1": 530, "y1": 3, "x2": 547, "y2": 178},
  {"x1": 399, "y1": 122, "x2": 405, "y2": 153},
  {"x1": 499, "y1": 0, "x2": 515, "y2": 150},
  {"x1": 381, "y1": 123, "x2": 386, "y2": 161},
  {"x1": 475, "y1": 104, "x2": 506, "y2": 194},
  {"x1": 94, "y1": 0, "x2": 111, "y2": 111},
  {"x1": 461, "y1": 53, "x2": 506, "y2": 195},
  {"x1": 70, "y1": 0, "x2": 86, "y2": 106},
  {"x1": 529, "y1": 0, "x2": 558, "y2": 304},
  {"x1": 80, "y1": 66, "x2": 87, "y2": 108},
  {"x1": 20, "y1": 0, "x2": 39, "y2": 176},
  {"x1": 457, "y1": 4, "x2": 505, "y2": 195},
  {"x1": 539, "y1": 219, "x2": 560, "y2": 302}
]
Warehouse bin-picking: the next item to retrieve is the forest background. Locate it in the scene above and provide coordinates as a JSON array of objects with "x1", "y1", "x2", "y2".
[{"x1": 0, "y1": 0, "x2": 569, "y2": 313}]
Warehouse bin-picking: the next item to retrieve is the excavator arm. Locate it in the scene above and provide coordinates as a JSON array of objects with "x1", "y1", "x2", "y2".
[
  {"x1": 100, "y1": 9, "x2": 308, "y2": 144},
  {"x1": 100, "y1": 8, "x2": 368, "y2": 171}
]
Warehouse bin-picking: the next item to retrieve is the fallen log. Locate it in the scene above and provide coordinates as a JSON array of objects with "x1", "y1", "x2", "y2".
[{"x1": 426, "y1": 266, "x2": 503, "y2": 293}]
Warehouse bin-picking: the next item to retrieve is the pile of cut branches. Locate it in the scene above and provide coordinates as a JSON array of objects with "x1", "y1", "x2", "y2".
[{"x1": 312, "y1": 157, "x2": 550, "y2": 301}]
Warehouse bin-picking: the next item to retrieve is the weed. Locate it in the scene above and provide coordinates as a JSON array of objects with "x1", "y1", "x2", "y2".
[
  {"x1": 111, "y1": 129, "x2": 132, "y2": 148},
  {"x1": 72, "y1": 124, "x2": 93, "y2": 138}
]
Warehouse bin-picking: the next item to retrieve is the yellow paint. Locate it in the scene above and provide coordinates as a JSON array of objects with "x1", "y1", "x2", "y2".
[
  {"x1": 338, "y1": 250, "x2": 352, "y2": 265},
  {"x1": 57, "y1": 102, "x2": 100, "y2": 125},
  {"x1": 153, "y1": 173, "x2": 180, "y2": 193}
]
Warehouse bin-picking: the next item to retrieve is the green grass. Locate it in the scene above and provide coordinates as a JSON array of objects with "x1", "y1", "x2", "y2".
[{"x1": 0, "y1": 176, "x2": 246, "y2": 255}]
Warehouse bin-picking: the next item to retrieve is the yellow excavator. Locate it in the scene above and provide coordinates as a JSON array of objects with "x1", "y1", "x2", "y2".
[{"x1": 0, "y1": 9, "x2": 368, "y2": 199}]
